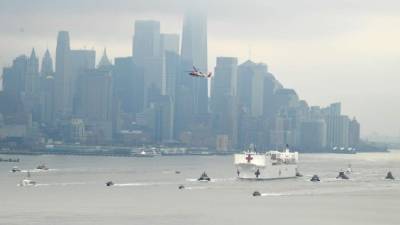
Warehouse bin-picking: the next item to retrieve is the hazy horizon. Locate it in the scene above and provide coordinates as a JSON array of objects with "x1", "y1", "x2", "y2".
[{"x1": 1, "y1": 0, "x2": 400, "y2": 137}]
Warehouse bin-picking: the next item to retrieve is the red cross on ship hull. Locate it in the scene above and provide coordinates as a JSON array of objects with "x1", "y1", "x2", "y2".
[{"x1": 245, "y1": 154, "x2": 253, "y2": 163}]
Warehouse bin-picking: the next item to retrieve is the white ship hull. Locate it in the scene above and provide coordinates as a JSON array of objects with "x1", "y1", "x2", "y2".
[
  {"x1": 234, "y1": 148, "x2": 299, "y2": 180},
  {"x1": 236, "y1": 163, "x2": 297, "y2": 180}
]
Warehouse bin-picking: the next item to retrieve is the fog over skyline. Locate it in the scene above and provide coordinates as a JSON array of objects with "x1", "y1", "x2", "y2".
[{"x1": 1, "y1": 0, "x2": 400, "y2": 137}]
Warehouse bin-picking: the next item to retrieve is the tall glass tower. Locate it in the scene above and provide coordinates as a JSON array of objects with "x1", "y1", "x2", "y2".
[{"x1": 181, "y1": 10, "x2": 208, "y2": 114}]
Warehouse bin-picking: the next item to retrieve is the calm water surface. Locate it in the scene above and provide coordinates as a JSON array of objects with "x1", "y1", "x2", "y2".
[{"x1": 1, "y1": 151, "x2": 400, "y2": 225}]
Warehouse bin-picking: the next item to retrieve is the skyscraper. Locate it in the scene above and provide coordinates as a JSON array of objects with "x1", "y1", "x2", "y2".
[
  {"x1": 164, "y1": 51, "x2": 180, "y2": 101},
  {"x1": 25, "y1": 48, "x2": 39, "y2": 96},
  {"x1": 299, "y1": 120, "x2": 327, "y2": 151},
  {"x1": 40, "y1": 76, "x2": 55, "y2": 125},
  {"x1": 132, "y1": 20, "x2": 164, "y2": 101},
  {"x1": 74, "y1": 69, "x2": 113, "y2": 142},
  {"x1": 173, "y1": 58, "x2": 195, "y2": 140},
  {"x1": 160, "y1": 33, "x2": 179, "y2": 55},
  {"x1": 211, "y1": 57, "x2": 238, "y2": 104},
  {"x1": 41, "y1": 49, "x2": 54, "y2": 77},
  {"x1": 132, "y1": 20, "x2": 161, "y2": 59},
  {"x1": 324, "y1": 103, "x2": 350, "y2": 148},
  {"x1": 2, "y1": 55, "x2": 28, "y2": 96},
  {"x1": 181, "y1": 10, "x2": 208, "y2": 114},
  {"x1": 113, "y1": 57, "x2": 144, "y2": 116},
  {"x1": 40, "y1": 49, "x2": 55, "y2": 125},
  {"x1": 237, "y1": 61, "x2": 271, "y2": 117},
  {"x1": 97, "y1": 48, "x2": 113, "y2": 70},
  {"x1": 75, "y1": 69, "x2": 113, "y2": 122},
  {"x1": 211, "y1": 57, "x2": 238, "y2": 148},
  {"x1": 54, "y1": 31, "x2": 71, "y2": 116},
  {"x1": 69, "y1": 49, "x2": 96, "y2": 113},
  {"x1": 25, "y1": 48, "x2": 40, "y2": 121},
  {"x1": 348, "y1": 117, "x2": 360, "y2": 148}
]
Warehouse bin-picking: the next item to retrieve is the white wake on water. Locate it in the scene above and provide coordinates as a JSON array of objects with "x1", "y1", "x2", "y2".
[
  {"x1": 113, "y1": 182, "x2": 172, "y2": 187},
  {"x1": 34, "y1": 182, "x2": 86, "y2": 187}
]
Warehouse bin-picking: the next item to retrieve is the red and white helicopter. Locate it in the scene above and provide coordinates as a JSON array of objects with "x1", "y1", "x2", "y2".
[{"x1": 188, "y1": 66, "x2": 213, "y2": 78}]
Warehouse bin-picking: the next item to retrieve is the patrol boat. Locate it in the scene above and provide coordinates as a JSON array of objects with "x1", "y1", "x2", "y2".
[
  {"x1": 19, "y1": 171, "x2": 36, "y2": 187},
  {"x1": 234, "y1": 145, "x2": 299, "y2": 180}
]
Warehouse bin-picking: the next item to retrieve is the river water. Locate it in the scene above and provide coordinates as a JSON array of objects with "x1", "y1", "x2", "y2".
[{"x1": 1, "y1": 151, "x2": 400, "y2": 225}]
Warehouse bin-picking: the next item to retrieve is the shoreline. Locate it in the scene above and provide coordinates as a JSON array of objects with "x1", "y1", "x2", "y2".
[{"x1": 0, "y1": 148, "x2": 390, "y2": 158}]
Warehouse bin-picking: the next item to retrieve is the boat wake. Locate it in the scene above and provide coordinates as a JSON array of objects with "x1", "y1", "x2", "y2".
[
  {"x1": 35, "y1": 182, "x2": 86, "y2": 187},
  {"x1": 185, "y1": 177, "x2": 235, "y2": 183},
  {"x1": 260, "y1": 192, "x2": 286, "y2": 197},
  {"x1": 20, "y1": 169, "x2": 58, "y2": 173},
  {"x1": 183, "y1": 186, "x2": 209, "y2": 190},
  {"x1": 258, "y1": 183, "x2": 400, "y2": 197},
  {"x1": 113, "y1": 182, "x2": 171, "y2": 187}
]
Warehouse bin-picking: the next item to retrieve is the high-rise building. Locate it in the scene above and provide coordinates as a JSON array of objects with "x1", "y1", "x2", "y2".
[
  {"x1": 74, "y1": 69, "x2": 113, "y2": 142},
  {"x1": 68, "y1": 118, "x2": 86, "y2": 143},
  {"x1": 54, "y1": 31, "x2": 71, "y2": 116},
  {"x1": 132, "y1": 20, "x2": 164, "y2": 101},
  {"x1": 41, "y1": 49, "x2": 54, "y2": 77},
  {"x1": 54, "y1": 31, "x2": 96, "y2": 117},
  {"x1": 113, "y1": 57, "x2": 144, "y2": 116},
  {"x1": 70, "y1": 49, "x2": 96, "y2": 113},
  {"x1": 237, "y1": 60, "x2": 272, "y2": 117},
  {"x1": 39, "y1": 76, "x2": 55, "y2": 125},
  {"x1": 0, "y1": 55, "x2": 32, "y2": 138},
  {"x1": 349, "y1": 117, "x2": 360, "y2": 148},
  {"x1": 74, "y1": 69, "x2": 113, "y2": 122},
  {"x1": 160, "y1": 33, "x2": 179, "y2": 55},
  {"x1": 164, "y1": 51, "x2": 180, "y2": 101},
  {"x1": 181, "y1": 10, "x2": 208, "y2": 114},
  {"x1": 211, "y1": 57, "x2": 238, "y2": 148},
  {"x1": 136, "y1": 95, "x2": 173, "y2": 143},
  {"x1": 324, "y1": 103, "x2": 350, "y2": 148},
  {"x1": 132, "y1": 20, "x2": 161, "y2": 59},
  {"x1": 25, "y1": 48, "x2": 39, "y2": 96},
  {"x1": 2, "y1": 55, "x2": 28, "y2": 96},
  {"x1": 263, "y1": 73, "x2": 282, "y2": 119},
  {"x1": 299, "y1": 120, "x2": 327, "y2": 151},
  {"x1": 154, "y1": 95, "x2": 174, "y2": 143},
  {"x1": 211, "y1": 57, "x2": 238, "y2": 103},
  {"x1": 273, "y1": 89, "x2": 299, "y2": 113},
  {"x1": 173, "y1": 58, "x2": 197, "y2": 140},
  {"x1": 269, "y1": 114, "x2": 295, "y2": 149},
  {"x1": 25, "y1": 49, "x2": 41, "y2": 121},
  {"x1": 97, "y1": 48, "x2": 113, "y2": 70},
  {"x1": 326, "y1": 102, "x2": 341, "y2": 116},
  {"x1": 39, "y1": 50, "x2": 55, "y2": 125}
]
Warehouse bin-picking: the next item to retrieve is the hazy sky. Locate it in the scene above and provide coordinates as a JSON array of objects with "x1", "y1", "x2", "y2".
[{"x1": 1, "y1": 0, "x2": 400, "y2": 137}]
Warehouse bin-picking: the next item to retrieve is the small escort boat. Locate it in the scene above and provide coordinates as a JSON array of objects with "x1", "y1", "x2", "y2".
[
  {"x1": 346, "y1": 164, "x2": 352, "y2": 174},
  {"x1": 198, "y1": 172, "x2": 211, "y2": 181},
  {"x1": 310, "y1": 175, "x2": 320, "y2": 182},
  {"x1": 11, "y1": 166, "x2": 21, "y2": 173},
  {"x1": 385, "y1": 171, "x2": 395, "y2": 180},
  {"x1": 19, "y1": 171, "x2": 36, "y2": 187},
  {"x1": 252, "y1": 191, "x2": 261, "y2": 197},
  {"x1": 336, "y1": 171, "x2": 349, "y2": 179},
  {"x1": 36, "y1": 164, "x2": 49, "y2": 170}
]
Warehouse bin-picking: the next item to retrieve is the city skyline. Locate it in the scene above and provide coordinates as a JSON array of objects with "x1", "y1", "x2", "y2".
[{"x1": 1, "y1": 0, "x2": 400, "y2": 136}]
